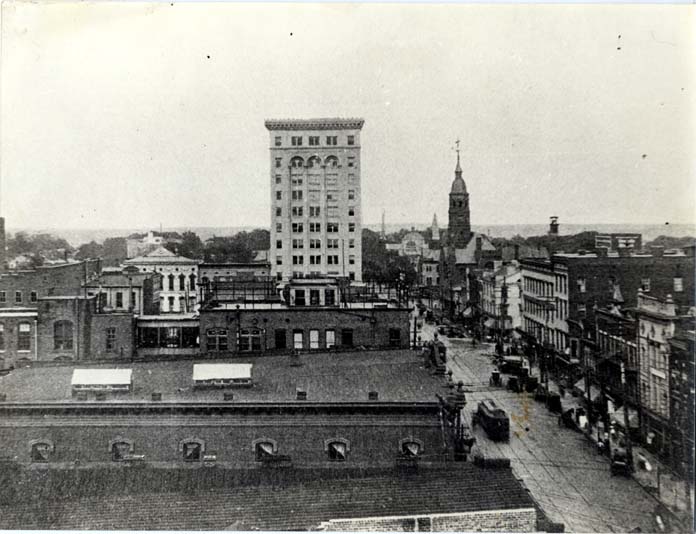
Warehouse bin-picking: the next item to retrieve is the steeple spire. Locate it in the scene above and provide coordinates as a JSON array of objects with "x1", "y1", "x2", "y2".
[{"x1": 455, "y1": 138, "x2": 462, "y2": 176}]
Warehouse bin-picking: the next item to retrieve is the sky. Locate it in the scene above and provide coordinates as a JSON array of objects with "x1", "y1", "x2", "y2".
[{"x1": 1, "y1": 2, "x2": 694, "y2": 231}]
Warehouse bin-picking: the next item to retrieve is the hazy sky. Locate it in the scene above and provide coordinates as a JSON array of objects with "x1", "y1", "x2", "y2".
[{"x1": 1, "y1": 2, "x2": 694, "y2": 230}]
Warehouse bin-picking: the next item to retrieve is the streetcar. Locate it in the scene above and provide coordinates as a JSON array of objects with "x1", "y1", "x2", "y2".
[{"x1": 472, "y1": 398, "x2": 510, "y2": 441}]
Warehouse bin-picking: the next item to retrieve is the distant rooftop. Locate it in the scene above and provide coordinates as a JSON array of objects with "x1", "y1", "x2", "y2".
[
  {"x1": 264, "y1": 118, "x2": 365, "y2": 131},
  {"x1": 0, "y1": 350, "x2": 441, "y2": 404}
]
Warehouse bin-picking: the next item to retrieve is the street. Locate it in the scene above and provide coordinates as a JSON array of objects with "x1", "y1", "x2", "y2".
[{"x1": 421, "y1": 322, "x2": 662, "y2": 533}]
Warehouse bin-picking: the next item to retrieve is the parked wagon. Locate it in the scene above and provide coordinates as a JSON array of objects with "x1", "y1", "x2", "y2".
[{"x1": 471, "y1": 399, "x2": 510, "y2": 441}]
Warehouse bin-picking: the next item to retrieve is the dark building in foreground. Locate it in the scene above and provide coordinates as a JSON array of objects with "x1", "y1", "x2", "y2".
[{"x1": 0, "y1": 349, "x2": 543, "y2": 531}]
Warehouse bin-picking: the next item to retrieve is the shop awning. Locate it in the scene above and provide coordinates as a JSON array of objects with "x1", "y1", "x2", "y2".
[
  {"x1": 610, "y1": 408, "x2": 639, "y2": 429},
  {"x1": 573, "y1": 379, "x2": 603, "y2": 401},
  {"x1": 484, "y1": 318, "x2": 495, "y2": 328}
]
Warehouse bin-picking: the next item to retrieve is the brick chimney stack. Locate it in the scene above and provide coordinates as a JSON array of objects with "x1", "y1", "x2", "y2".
[{"x1": 548, "y1": 216, "x2": 559, "y2": 236}]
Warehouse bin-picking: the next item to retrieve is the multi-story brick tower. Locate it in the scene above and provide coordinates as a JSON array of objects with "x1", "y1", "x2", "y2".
[
  {"x1": 265, "y1": 118, "x2": 365, "y2": 282},
  {"x1": 447, "y1": 143, "x2": 471, "y2": 248}
]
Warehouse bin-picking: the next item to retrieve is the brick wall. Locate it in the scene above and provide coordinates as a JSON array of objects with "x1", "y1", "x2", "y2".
[
  {"x1": 199, "y1": 307, "x2": 410, "y2": 355},
  {"x1": 0, "y1": 261, "x2": 100, "y2": 309},
  {"x1": 36, "y1": 298, "x2": 92, "y2": 362},
  {"x1": 90, "y1": 314, "x2": 135, "y2": 360},
  {"x1": 563, "y1": 254, "x2": 694, "y2": 322},
  {"x1": 323, "y1": 508, "x2": 537, "y2": 532},
  {"x1": 0, "y1": 413, "x2": 443, "y2": 468},
  {"x1": 0, "y1": 314, "x2": 38, "y2": 366}
]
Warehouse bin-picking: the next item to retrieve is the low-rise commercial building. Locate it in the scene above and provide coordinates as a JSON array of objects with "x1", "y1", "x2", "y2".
[{"x1": 124, "y1": 246, "x2": 198, "y2": 313}]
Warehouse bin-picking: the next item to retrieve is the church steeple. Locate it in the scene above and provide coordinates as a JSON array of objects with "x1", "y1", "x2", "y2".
[
  {"x1": 450, "y1": 139, "x2": 467, "y2": 194},
  {"x1": 431, "y1": 213, "x2": 440, "y2": 242},
  {"x1": 448, "y1": 139, "x2": 472, "y2": 248}
]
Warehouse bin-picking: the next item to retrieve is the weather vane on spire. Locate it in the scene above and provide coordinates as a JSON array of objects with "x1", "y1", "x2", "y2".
[{"x1": 455, "y1": 138, "x2": 460, "y2": 154}]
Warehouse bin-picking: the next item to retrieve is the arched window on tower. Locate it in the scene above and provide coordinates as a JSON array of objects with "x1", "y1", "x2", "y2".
[
  {"x1": 325, "y1": 156, "x2": 339, "y2": 168},
  {"x1": 290, "y1": 156, "x2": 304, "y2": 169},
  {"x1": 307, "y1": 156, "x2": 321, "y2": 168}
]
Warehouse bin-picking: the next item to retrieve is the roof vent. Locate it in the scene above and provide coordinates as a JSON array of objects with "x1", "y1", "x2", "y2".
[
  {"x1": 296, "y1": 389, "x2": 307, "y2": 401},
  {"x1": 368, "y1": 391, "x2": 379, "y2": 401},
  {"x1": 151, "y1": 392, "x2": 162, "y2": 401}
]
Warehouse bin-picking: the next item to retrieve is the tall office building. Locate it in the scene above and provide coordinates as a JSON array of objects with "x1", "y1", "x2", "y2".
[{"x1": 265, "y1": 118, "x2": 364, "y2": 282}]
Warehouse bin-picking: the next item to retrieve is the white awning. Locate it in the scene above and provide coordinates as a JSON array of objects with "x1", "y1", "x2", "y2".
[
  {"x1": 71, "y1": 368, "x2": 132, "y2": 386},
  {"x1": 610, "y1": 408, "x2": 640, "y2": 429},
  {"x1": 193, "y1": 363, "x2": 252, "y2": 381}
]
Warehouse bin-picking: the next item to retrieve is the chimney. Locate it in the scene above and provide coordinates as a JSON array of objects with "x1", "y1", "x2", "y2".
[{"x1": 549, "y1": 216, "x2": 559, "y2": 236}]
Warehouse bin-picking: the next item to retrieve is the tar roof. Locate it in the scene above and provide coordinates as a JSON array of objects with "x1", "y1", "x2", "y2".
[
  {"x1": 0, "y1": 350, "x2": 442, "y2": 403},
  {"x1": 0, "y1": 465, "x2": 535, "y2": 531}
]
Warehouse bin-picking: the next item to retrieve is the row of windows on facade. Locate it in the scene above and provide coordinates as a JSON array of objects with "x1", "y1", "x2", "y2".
[
  {"x1": 523, "y1": 298, "x2": 568, "y2": 322},
  {"x1": 275, "y1": 155, "x2": 356, "y2": 169},
  {"x1": 277, "y1": 238, "x2": 356, "y2": 250},
  {"x1": 160, "y1": 273, "x2": 196, "y2": 292},
  {"x1": 277, "y1": 176, "x2": 357, "y2": 191},
  {"x1": 275, "y1": 189, "x2": 357, "y2": 204},
  {"x1": 278, "y1": 255, "x2": 355, "y2": 266},
  {"x1": 522, "y1": 318, "x2": 569, "y2": 352},
  {"x1": 276, "y1": 271, "x2": 357, "y2": 281},
  {"x1": 0, "y1": 290, "x2": 38, "y2": 304},
  {"x1": 274, "y1": 220, "x2": 357, "y2": 234},
  {"x1": 276, "y1": 135, "x2": 355, "y2": 147},
  {"x1": 206, "y1": 326, "x2": 402, "y2": 352},
  {"x1": 27, "y1": 436, "x2": 421, "y2": 464},
  {"x1": 272, "y1": 201, "x2": 358, "y2": 218},
  {"x1": 523, "y1": 275, "x2": 684, "y2": 296},
  {"x1": 0, "y1": 321, "x2": 120, "y2": 353}
]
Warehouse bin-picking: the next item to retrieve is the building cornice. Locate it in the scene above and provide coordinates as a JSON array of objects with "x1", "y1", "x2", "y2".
[{"x1": 265, "y1": 118, "x2": 365, "y2": 131}]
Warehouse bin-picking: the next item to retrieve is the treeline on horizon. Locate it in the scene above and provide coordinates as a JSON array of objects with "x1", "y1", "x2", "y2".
[{"x1": 4, "y1": 229, "x2": 694, "y2": 271}]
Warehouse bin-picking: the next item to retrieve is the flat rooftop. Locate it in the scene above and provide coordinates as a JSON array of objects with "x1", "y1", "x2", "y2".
[
  {"x1": 0, "y1": 350, "x2": 441, "y2": 404},
  {"x1": 207, "y1": 301, "x2": 407, "y2": 311}
]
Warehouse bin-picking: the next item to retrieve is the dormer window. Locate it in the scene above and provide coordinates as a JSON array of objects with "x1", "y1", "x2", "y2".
[
  {"x1": 254, "y1": 439, "x2": 278, "y2": 461},
  {"x1": 110, "y1": 438, "x2": 134, "y2": 462},
  {"x1": 180, "y1": 439, "x2": 204, "y2": 462},
  {"x1": 30, "y1": 440, "x2": 55, "y2": 463},
  {"x1": 325, "y1": 439, "x2": 349, "y2": 462},
  {"x1": 400, "y1": 438, "x2": 423, "y2": 457}
]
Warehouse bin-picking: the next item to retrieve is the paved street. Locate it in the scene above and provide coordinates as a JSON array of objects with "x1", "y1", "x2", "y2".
[{"x1": 421, "y1": 322, "x2": 662, "y2": 533}]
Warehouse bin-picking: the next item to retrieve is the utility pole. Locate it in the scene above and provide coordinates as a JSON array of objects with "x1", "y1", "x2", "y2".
[{"x1": 620, "y1": 356, "x2": 634, "y2": 464}]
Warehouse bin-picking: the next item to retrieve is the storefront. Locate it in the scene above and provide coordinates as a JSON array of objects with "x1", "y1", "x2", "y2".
[{"x1": 136, "y1": 314, "x2": 200, "y2": 358}]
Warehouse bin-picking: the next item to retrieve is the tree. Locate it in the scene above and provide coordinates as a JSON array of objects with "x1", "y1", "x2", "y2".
[
  {"x1": 167, "y1": 231, "x2": 204, "y2": 259},
  {"x1": 102, "y1": 238, "x2": 128, "y2": 266},
  {"x1": 75, "y1": 241, "x2": 104, "y2": 260}
]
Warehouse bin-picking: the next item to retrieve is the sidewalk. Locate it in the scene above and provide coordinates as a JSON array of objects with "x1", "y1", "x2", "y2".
[{"x1": 542, "y1": 374, "x2": 694, "y2": 531}]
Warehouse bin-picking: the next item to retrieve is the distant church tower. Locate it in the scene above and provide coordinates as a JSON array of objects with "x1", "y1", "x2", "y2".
[
  {"x1": 448, "y1": 141, "x2": 472, "y2": 248},
  {"x1": 431, "y1": 213, "x2": 440, "y2": 242}
]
